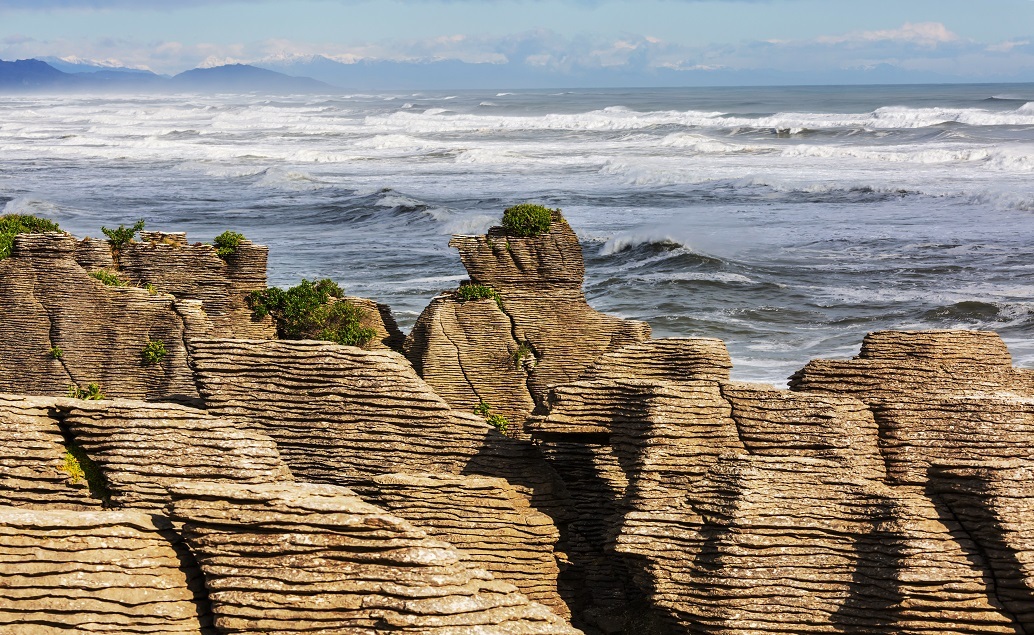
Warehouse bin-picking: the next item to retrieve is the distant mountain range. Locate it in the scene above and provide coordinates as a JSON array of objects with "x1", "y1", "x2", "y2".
[
  {"x1": 2, "y1": 56, "x2": 1028, "y2": 93},
  {"x1": 0, "y1": 59, "x2": 334, "y2": 93}
]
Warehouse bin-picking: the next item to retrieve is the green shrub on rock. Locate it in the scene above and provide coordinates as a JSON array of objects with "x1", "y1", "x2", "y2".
[
  {"x1": 213, "y1": 230, "x2": 246, "y2": 259},
  {"x1": 248, "y1": 279, "x2": 377, "y2": 347},
  {"x1": 455, "y1": 283, "x2": 503, "y2": 310},
  {"x1": 501, "y1": 203, "x2": 558, "y2": 237},
  {"x1": 0, "y1": 214, "x2": 61, "y2": 260},
  {"x1": 60, "y1": 441, "x2": 111, "y2": 501},
  {"x1": 474, "y1": 401, "x2": 510, "y2": 434},
  {"x1": 141, "y1": 340, "x2": 168, "y2": 366},
  {"x1": 101, "y1": 219, "x2": 145, "y2": 252},
  {"x1": 67, "y1": 383, "x2": 104, "y2": 400}
]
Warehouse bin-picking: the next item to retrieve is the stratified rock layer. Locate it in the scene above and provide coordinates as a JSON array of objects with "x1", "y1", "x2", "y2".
[
  {"x1": 119, "y1": 232, "x2": 274, "y2": 339},
  {"x1": 60, "y1": 399, "x2": 291, "y2": 511},
  {"x1": 407, "y1": 213, "x2": 650, "y2": 433},
  {"x1": 0, "y1": 233, "x2": 200, "y2": 402},
  {"x1": 189, "y1": 338, "x2": 566, "y2": 515},
  {"x1": 0, "y1": 506, "x2": 213, "y2": 634},
  {"x1": 0, "y1": 394, "x2": 98, "y2": 509},
  {"x1": 932, "y1": 460, "x2": 1034, "y2": 630},
  {"x1": 168, "y1": 481, "x2": 581, "y2": 635},
  {"x1": 356, "y1": 473, "x2": 569, "y2": 618}
]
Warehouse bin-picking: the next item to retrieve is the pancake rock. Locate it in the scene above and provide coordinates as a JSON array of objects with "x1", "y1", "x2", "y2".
[
  {"x1": 932, "y1": 460, "x2": 1034, "y2": 629},
  {"x1": 355, "y1": 473, "x2": 569, "y2": 618},
  {"x1": 0, "y1": 506, "x2": 213, "y2": 634},
  {"x1": 622, "y1": 455, "x2": 1016, "y2": 634},
  {"x1": 118, "y1": 231, "x2": 274, "y2": 339},
  {"x1": 0, "y1": 394, "x2": 99, "y2": 509},
  {"x1": 406, "y1": 211, "x2": 650, "y2": 433},
  {"x1": 167, "y1": 481, "x2": 581, "y2": 635},
  {"x1": 59, "y1": 399, "x2": 291, "y2": 511},
  {"x1": 189, "y1": 338, "x2": 567, "y2": 515},
  {"x1": 0, "y1": 232, "x2": 199, "y2": 402},
  {"x1": 342, "y1": 295, "x2": 406, "y2": 351}
]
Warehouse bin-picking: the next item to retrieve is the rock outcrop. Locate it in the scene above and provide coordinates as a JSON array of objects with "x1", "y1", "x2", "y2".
[
  {"x1": 932, "y1": 460, "x2": 1034, "y2": 630},
  {"x1": 168, "y1": 481, "x2": 581, "y2": 635},
  {"x1": 0, "y1": 506, "x2": 213, "y2": 634},
  {"x1": 119, "y1": 231, "x2": 274, "y2": 339},
  {"x1": 0, "y1": 394, "x2": 99, "y2": 509},
  {"x1": 0, "y1": 233, "x2": 199, "y2": 402},
  {"x1": 342, "y1": 295, "x2": 406, "y2": 351},
  {"x1": 355, "y1": 473, "x2": 569, "y2": 619},
  {"x1": 189, "y1": 338, "x2": 567, "y2": 515},
  {"x1": 406, "y1": 212, "x2": 651, "y2": 433},
  {"x1": 60, "y1": 399, "x2": 291, "y2": 511}
]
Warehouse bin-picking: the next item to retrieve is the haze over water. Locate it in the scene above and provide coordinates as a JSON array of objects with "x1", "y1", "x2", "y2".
[{"x1": 1, "y1": 84, "x2": 1032, "y2": 384}]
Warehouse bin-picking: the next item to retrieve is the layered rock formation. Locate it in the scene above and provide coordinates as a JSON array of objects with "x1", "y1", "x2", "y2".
[
  {"x1": 0, "y1": 393, "x2": 99, "y2": 509},
  {"x1": 0, "y1": 507, "x2": 213, "y2": 634},
  {"x1": 189, "y1": 338, "x2": 567, "y2": 514},
  {"x1": 118, "y1": 231, "x2": 274, "y2": 339},
  {"x1": 168, "y1": 481, "x2": 581, "y2": 635},
  {"x1": 406, "y1": 212, "x2": 651, "y2": 433},
  {"x1": 0, "y1": 233, "x2": 199, "y2": 402},
  {"x1": 60, "y1": 399, "x2": 291, "y2": 510},
  {"x1": 356, "y1": 473, "x2": 569, "y2": 618}
]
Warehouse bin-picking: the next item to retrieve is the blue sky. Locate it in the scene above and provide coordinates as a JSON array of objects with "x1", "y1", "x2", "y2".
[{"x1": 1, "y1": 0, "x2": 1033, "y2": 82}]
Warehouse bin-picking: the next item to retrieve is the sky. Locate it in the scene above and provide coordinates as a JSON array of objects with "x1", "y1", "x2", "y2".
[{"x1": 1, "y1": 0, "x2": 1033, "y2": 83}]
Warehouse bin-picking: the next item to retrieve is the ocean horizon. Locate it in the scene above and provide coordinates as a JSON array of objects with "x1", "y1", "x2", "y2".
[{"x1": 2, "y1": 82, "x2": 1032, "y2": 384}]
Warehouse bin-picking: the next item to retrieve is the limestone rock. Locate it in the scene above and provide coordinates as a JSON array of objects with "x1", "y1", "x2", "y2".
[
  {"x1": 60, "y1": 399, "x2": 292, "y2": 511},
  {"x1": 0, "y1": 506, "x2": 213, "y2": 634},
  {"x1": 580, "y1": 338, "x2": 732, "y2": 383},
  {"x1": 932, "y1": 460, "x2": 1034, "y2": 628},
  {"x1": 167, "y1": 481, "x2": 581, "y2": 635},
  {"x1": 0, "y1": 393, "x2": 99, "y2": 509},
  {"x1": 343, "y1": 295, "x2": 405, "y2": 351},
  {"x1": 407, "y1": 213, "x2": 650, "y2": 433},
  {"x1": 405, "y1": 294, "x2": 536, "y2": 427},
  {"x1": 0, "y1": 232, "x2": 198, "y2": 402},
  {"x1": 528, "y1": 378, "x2": 744, "y2": 627},
  {"x1": 721, "y1": 382, "x2": 885, "y2": 477},
  {"x1": 614, "y1": 455, "x2": 1017, "y2": 634},
  {"x1": 356, "y1": 473, "x2": 569, "y2": 618},
  {"x1": 189, "y1": 338, "x2": 568, "y2": 517},
  {"x1": 789, "y1": 330, "x2": 1031, "y2": 400},
  {"x1": 119, "y1": 232, "x2": 274, "y2": 339}
]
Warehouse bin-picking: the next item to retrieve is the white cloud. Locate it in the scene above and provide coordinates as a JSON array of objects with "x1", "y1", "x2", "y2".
[{"x1": 817, "y1": 22, "x2": 959, "y2": 47}]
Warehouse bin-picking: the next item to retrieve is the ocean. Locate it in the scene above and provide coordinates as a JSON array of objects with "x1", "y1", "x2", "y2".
[{"x1": 1, "y1": 84, "x2": 1032, "y2": 385}]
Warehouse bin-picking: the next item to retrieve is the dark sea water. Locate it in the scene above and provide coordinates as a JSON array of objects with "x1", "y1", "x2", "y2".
[{"x1": 1, "y1": 84, "x2": 1032, "y2": 384}]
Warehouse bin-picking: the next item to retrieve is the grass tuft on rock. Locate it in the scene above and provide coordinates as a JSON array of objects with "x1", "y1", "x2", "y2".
[
  {"x1": 60, "y1": 441, "x2": 112, "y2": 502},
  {"x1": 248, "y1": 278, "x2": 377, "y2": 347},
  {"x1": 0, "y1": 214, "x2": 61, "y2": 260},
  {"x1": 455, "y1": 283, "x2": 503, "y2": 310},
  {"x1": 501, "y1": 203, "x2": 558, "y2": 237},
  {"x1": 89, "y1": 270, "x2": 127, "y2": 287},
  {"x1": 213, "y1": 230, "x2": 246, "y2": 259},
  {"x1": 474, "y1": 401, "x2": 510, "y2": 434},
  {"x1": 67, "y1": 382, "x2": 104, "y2": 400}
]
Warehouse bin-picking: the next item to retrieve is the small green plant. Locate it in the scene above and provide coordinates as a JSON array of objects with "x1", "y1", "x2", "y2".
[
  {"x1": 101, "y1": 219, "x2": 145, "y2": 251},
  {"x1": 144, "y1": 283, "x2": 157, "y2": 295},
  {"x1": 248, "y1": 279, "x2": 377, "y2": 347},
  {"x1": 501, "y1": 203, "x2": 558, "y2": 237},
  {"x1": 49, "y1": 346, "x2": 64, "y2": 360},
  {"x1": 474, "y1": 401, "x2": 510, "y2": 434},
  {"x1": 213, "y1": 230, "x2": 246, "y2": 258},
  {"x1": 89, "y1": 270, "x2": 127, "y2": 287},
  {"x1": 455, "y1": 283, "x2": 503, "y2": 310},
  {"x1": 512, "y1": 343, "x2": 534, "y2": 368},
  {"x1": 0, "y1": 214, "x2": 61, "y2": 260},
  {"x1": 141, "y1": 340, "x2": 168, "y2": 366},
  {"x1": 60, "y1": 441, "x2": 111, "y2": 502},
  {"x1": 67, "y1": 382, "x2": 104, "y2": 400}
]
